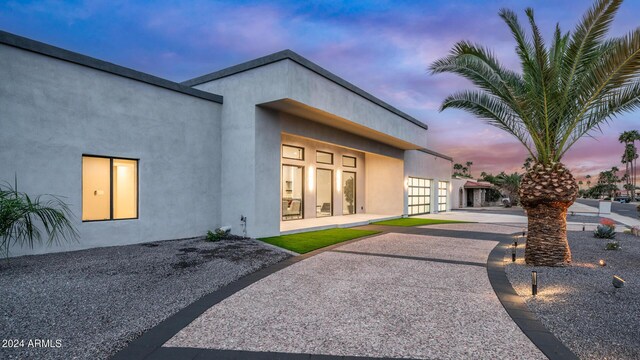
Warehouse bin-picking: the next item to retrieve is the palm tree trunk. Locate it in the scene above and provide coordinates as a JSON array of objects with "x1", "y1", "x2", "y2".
[
  {"x1": 519, "y1": 162, "x2": 578, "y2": 266},
  {"x1": 525, "y1": 203, "x2": 571, "y2": 265}
]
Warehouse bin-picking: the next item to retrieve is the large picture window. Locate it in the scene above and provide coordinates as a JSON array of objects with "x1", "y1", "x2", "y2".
[
  {"x1": 438, "y1": 181, "x2": 448, "y2": 212},
  {"x1": 82, "y1": 155, "x2": 138, "y2": 221},
  {"x1": 408, "y1": 177, "x2": 431, "y2": 215}
]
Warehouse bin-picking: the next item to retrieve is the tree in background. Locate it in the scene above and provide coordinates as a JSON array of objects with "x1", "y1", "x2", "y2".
[
  {"x1": 453, "y1": 162, "x2": 473, "y2": 178},
  {"x1": 494, "y1": 172, "x2": 522, "y2": 205},
  {"x1": 431, "y1": 0, "x2": 640, "y2": 265},
  {"x1": 596, "y1": 166, "x2": 621, "y2": 198},
  {"x1": 619, "y1": 130, "x2": 639, "y2": 200},
  {"x1": 465, "y1": 161, "x2": 473, "y2": 178}
]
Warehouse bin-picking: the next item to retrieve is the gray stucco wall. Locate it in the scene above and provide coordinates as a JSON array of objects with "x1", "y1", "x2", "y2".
[
  {"x1": 193, "y1": 60, "x2": 426, "y2": 237},
  {"x1": 0, "y1": 44, "x2": 222, "y2": 256}
]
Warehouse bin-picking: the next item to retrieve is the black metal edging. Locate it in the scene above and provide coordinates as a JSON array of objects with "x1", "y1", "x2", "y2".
[
  {"x1": 0, "y1": 30, "x2": 223, "y2": 104},
  {"x1": 486, "y1": 234, "x2": 579, "y2": 360},
  {"x1": 110, "y1": 232, "x2": 387, "y2": 360}
]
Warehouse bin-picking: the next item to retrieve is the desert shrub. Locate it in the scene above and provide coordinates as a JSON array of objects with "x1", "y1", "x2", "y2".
[
  {"x1": 605, "y1": 241, "x2": 620, "y2": 250},
  {"x1": 206, "y1": 227, "x2": 230, "y2": 242},
  {"x1": 594, "y1": 219, "x2": 616, "y2": 239}
]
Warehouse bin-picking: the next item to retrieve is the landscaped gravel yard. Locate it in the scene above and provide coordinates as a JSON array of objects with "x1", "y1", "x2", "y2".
[
  {"x1": 506, "y1": 231, "x2": 640, "y2": 360},
  {"x1": 0, "y1": 237, "x2": 290, "y2": 360}
]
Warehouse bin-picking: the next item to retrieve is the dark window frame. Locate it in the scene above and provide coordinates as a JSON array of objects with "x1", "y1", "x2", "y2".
[
  {"x1": 316, "y1": 168, "x2": 334, "y2": 218},
  {"x1": 82, "y1": 154, "x2": 139, "y2": 222},
  {"x1": 438, "y1": 181, "x2": 448, "y2": 212},
  {"x1": 281, "y1": 164, "x2": 305, "y2": 221},
  {"x1": 342, "y1": 155, "x2": 357, "y2": 168},
  {"x1": 407, "y1": 176, "x2": 431, "y2": 216},
  {"x1": 316, "y1": 150, "x2": 334, "y2": 165},
  {"x1": 282, "y1": 144, "x2": 304, "y2": 161},
  {"x1": 342, "y1": 171, "x2": 357, "y2": 215}
]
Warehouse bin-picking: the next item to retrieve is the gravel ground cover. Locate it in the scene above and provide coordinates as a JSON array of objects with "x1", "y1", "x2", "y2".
[
  {"x1": 166, "y1": 230, "x2": 545, "y2": 359},
  {"x1": 505, "y1": 231, "x2": 640, "y2": 360},
  {"x1": 0, "y1": 237, "x2": 290, "y2": 360}
]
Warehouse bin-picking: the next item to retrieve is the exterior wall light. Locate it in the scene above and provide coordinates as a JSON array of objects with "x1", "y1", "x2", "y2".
[
  {"x1": 612, "y1": 275, "x2": 625, "y2": 288},
  {"x1": 531, "y1": 271, "x2": 538, "y2": 296},
  {"x1": 308, "y1": 166, "x2": 315, "y2": 192}
]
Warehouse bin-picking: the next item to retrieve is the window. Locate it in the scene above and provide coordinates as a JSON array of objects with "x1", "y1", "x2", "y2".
[
  {"x1": 82, "y1": 155, "x2": 138, "y2": 221},
  {"x1": 282, "y1": 145, "x2": 304, "y2": 160},
  {"x1": 282, "y1": 165, "x2": 304, "y2": 220},
  {"x1": 342, "y1": 155, "x2": 356, "y2": 168},
  {"x1": 316, "y1": 151, "x2": 333, "y2": 165},
  {"x1": 342, "y1": 171, "x2": 356, "y2": 214},
  {"x1": 408, "y1": 177, "x2": 431, "y2": 215},
  {"x1": 438, "y1": 181, "x2": 448, "y2": 212},
  {"x1": 316, "y1": 168, "x2": 333, "y2": 217}
]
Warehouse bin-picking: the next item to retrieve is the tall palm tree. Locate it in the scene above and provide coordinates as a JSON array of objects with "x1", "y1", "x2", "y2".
[
  {"x1": 619, "y1": 130, "x2": 639, "y2": 200},
  {"x1": 465, "y1": 161, "x2": 474, "y2": 177},
  {"x1": 430, "y1": 0, "x2": 640, "y2": 266},
  {"x1": 586, "y1": 174, "x2": 592, "y2": 188}
]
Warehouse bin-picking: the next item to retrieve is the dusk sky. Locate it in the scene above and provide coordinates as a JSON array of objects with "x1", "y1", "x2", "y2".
[{"x1": 2, "y1": 0, "x2": 639, "y2": 180}]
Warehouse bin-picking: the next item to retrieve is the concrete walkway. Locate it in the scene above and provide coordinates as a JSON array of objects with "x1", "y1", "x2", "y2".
[{"x1": 163, "y1": 223, "x2": 545, "y2": 359}]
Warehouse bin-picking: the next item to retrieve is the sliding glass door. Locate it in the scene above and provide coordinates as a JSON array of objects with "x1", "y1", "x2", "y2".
[
  {"x1": 342, "y1": 171, "x2": 356, "y2": 215},
  {"x1": 316, "y1": 168, "x2": 333, "y2": 217},
  {"x1": 282, "y1": 165, "x2": 303, "y2": 220}
]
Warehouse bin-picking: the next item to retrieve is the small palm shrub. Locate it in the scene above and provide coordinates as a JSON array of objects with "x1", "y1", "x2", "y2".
[
  {"x1": 594, "y1": 218, "x2": 616, "y2": 239},
  {"x1": 1, "y1": 178, "x2": 78, "y2": 260}
]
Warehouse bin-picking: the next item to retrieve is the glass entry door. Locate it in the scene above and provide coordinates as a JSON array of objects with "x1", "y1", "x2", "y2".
[
  {"x1": 342, "y1": 171, "x2": 356, "y2": 215},
  {"x1": 282, "y1": 165, "x2": 303, "y2": 220},
  {"x1": 316, "y1": 169, "x2": 333, "y2": 217}
]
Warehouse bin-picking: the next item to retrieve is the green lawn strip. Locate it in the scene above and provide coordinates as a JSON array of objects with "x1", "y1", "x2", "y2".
[
  {"x1": 259, "y1": 228, "x2": 381, "y2": 254},
  {"x1": 371, "y1": 218, "x2": 472, "y2": 227}
]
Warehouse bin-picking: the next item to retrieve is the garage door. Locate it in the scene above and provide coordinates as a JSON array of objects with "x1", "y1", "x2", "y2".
[{"x1": 408, "y1": 177, "x2": 431, "y2": 215}]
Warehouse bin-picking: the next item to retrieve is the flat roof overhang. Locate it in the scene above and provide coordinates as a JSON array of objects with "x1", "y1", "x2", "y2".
[{"x1": 260, "y1": 98, "x2": 420, "y2": 150}]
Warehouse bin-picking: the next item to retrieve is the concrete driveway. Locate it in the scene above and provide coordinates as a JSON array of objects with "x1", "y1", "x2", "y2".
[{"x1": 163, "y1": 223, "x2": 545, "y2": 359}]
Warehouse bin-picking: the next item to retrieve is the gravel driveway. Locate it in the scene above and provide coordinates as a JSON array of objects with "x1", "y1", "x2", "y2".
[
  {"x1": 0, "y1": 237, "x2": 290, "y2": 360},
  {"x1": 506, "y1": 231, "x2": 640, "y2": 360}
]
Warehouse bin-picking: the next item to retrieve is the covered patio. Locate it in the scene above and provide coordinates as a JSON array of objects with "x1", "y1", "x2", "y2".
[{"x1": 280, "y1": 214, "x2": 400, "y2": 235}]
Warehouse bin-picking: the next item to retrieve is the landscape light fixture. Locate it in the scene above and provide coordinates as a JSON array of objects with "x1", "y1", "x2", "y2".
[
  {"x1": 582, "y1": 223, "x2": 585, "y2": 231},
  {"x1": 511, "y1": 243, "x2": 516, "y2": 262},
  {"x1": 522, "y1": 228, "x2": 526, "y2": 238},
  {"x1": 531, "y1": 271, "x2": 538, "y2": 295},
  {"x1": 612, "y1": 275, "x2": 625, "y2": 288},
  {"x1": 599, "y1": 259, "x2": 606, "y2": 267}
]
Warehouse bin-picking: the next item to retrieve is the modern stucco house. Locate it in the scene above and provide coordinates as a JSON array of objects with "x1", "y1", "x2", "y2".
[{"x1": 0, "y1": 30, "x2": 453, "y2": 256}]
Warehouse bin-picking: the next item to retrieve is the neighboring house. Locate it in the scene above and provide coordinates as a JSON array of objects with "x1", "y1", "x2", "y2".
[
  {"x1": 0, "y1": 30, "x2": 453, "y2": 256},
  {"x1": 451, "y1": 178, "x2": 496, "y2": 208}
]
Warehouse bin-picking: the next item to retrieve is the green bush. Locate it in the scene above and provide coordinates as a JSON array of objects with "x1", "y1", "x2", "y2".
[
  {"x1": 1, "y1": 177, "x2": 78, "y2": 259},
  {"x1": 594, "y1": 225, "x2": 616, "y2": 239},
  {"x1": 206, "y1": 228, "x2": 230, "y2": 242},
  {"x1": 605, "y1": 241, "x2": 620, "y2": 250}
]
